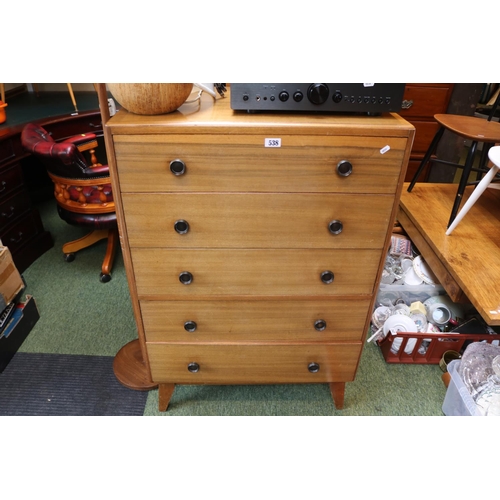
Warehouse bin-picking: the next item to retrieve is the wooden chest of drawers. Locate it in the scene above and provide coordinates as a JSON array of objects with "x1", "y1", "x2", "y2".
[{"x1": 100, "y1": 88, "x2": 414, "y2": 412}]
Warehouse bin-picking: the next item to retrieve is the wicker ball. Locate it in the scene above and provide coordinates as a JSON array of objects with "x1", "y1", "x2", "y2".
[{"x1": 107, "y1": 83, "x2": 193, "y2": 115}]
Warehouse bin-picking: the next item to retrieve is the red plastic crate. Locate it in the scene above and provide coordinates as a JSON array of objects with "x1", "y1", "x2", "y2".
[{"x1": 376, "y1": 331, "x2": 500, "y2": 364}]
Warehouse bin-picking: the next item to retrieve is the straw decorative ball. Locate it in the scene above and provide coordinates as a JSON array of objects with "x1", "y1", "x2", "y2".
[{"x1": 107, "y1": 83, "x2": 193, "y2": 115}]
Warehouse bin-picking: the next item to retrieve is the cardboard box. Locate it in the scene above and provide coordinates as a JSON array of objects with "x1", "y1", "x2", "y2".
[{"x1": 0, "y1": 246, "x2": 24, "y2": 311}]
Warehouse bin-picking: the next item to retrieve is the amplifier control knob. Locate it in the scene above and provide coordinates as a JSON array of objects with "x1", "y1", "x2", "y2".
[
  {"x1": 279, "y1": 91, "x2": 289, "y2": 102},
  {"x1": 293, "y1": 91, "x2": 303, "y2": 102},
  {"x1": 307, "y1": 83, "x2": 329, "y2": 105}
]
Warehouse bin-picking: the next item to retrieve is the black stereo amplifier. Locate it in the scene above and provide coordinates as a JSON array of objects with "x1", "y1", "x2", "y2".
[{"x1": 230, "y1": 83, "x2": 406, "y2": 114}]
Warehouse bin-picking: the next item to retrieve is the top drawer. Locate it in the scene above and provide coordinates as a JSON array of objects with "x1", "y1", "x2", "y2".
[
  {"x1": 399, "y1": 84, "x2": 453, "y2": 120},
  {"x1": 113, "y1": 134, "x2": 408, "y2": 194}
]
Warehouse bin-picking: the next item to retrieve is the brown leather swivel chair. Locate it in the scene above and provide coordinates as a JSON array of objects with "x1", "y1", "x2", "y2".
[{"x1": 21, "y1": 123, "x2": 118, "y2": 282}]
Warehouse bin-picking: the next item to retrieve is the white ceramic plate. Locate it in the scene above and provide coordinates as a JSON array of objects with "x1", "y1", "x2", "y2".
[
  {"x1": 413, "y1": 255, "x2": 438, "y2": 285},
  {"x1": 404, "y1": 266, "x2": 423, "y2": 286},
  {"x1": 383, "y1": 315, "x2": 417, "y2": 336}
]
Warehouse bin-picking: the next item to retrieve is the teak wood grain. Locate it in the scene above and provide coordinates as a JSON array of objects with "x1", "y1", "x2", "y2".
[
  {"x1": 122, "y1": 193, "x2": 394, "y2": 249},
  {"x1": 97, "y1": 84, "x2": 415, "y2": 411},
  {"x1": 106, "y1": 94, "x2": 414, "y2": 137},
  {"x1": 146, "y1": 343, "x2": 362, "y2": 384},
  {"x1": 399, "y1": 183, "x2": 500, "y2": 325},
  {"x1": 131, "y1": 248, "x2": 381, "y2": 298},
  {"x1": 140, "y1": 298, "x2": 371, "y2": 343},
  {"x1": 114, "y1": 135, "x2": 407, "y2": 195},
  {"x1": 434, "y1": 114, "x2": 500, "y2": 142}
]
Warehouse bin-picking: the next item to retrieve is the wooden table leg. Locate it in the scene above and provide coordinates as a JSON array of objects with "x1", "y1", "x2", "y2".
[
  {"x1": 329, "y1": 382, "x2": 345, "y2": 409},
  {"x1": 158, "y1": 384, "x2": 176, "y2": 412}
]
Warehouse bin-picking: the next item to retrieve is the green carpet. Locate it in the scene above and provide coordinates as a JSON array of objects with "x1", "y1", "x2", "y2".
[{"x1": 17, "y1": 199, "x2": 448, "y2": 416}]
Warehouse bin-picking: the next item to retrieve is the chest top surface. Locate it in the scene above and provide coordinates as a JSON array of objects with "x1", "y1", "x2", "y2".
[{"x1": 106, "y1": 91, "x2": 414, "y2": 138}]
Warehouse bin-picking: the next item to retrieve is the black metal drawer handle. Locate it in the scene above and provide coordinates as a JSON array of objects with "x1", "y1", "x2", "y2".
[
  {"x1": 336, "y1": 160, "x2": 353, "y2": 177},
  {"x1": 187, "y1": 362, "x2": 200, "y2": 373},
  {"x1": 1, "y1": 206, "x2": 15, "y2": 219},
  {"x1": 174, "y1": 219, "x2": 190, "y2": 234},
  {"x1": 184, "y1": 321, "x2": 197, "y2": 332},
  {"x1": 308, "y1": 362, "x2": 320, "y2": 373},
  {"x1": 328, "y1": 220, "x2": 343, "y2": 235},
  {"x1": 314, "y1": 319, "x2": 327, "y2": 331},
  {"x1": 170, "y1": 159, "x2": 186, "y2": 176},
  {"x1": 9, "y1": 232, "x2": 23, "y2": 244},
  {"x1": 179, "y1": 271, "x2": 193, "y2": 285},
  {"x1": 320, "y1": 270, "x2": 334, "y2": 284},
  {"x1": 0, "y1": 181, "x2": 6, "y2": 193}
]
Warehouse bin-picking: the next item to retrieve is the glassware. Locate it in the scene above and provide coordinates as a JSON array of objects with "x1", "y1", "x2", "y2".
[
  {"x1": 486, "y1": 393, "x2": 500, "y2": 416},
  {"x1": 458, "y1": 344, "x2": 500, "y2": 414}
]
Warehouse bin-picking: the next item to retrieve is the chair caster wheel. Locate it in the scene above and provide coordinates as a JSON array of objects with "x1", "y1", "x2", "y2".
[
  {"x1": 100, "y1": 273, "x2": 112, "y2": 283},
  {"x1": 64, "y1": 253, "x2": 75, "y2": 262}
]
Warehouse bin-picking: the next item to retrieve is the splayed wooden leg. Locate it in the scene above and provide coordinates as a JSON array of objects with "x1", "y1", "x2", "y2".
[
  {"x1": 159, "y1": 384, "x2": 176, "y2": 412},
  {"x1": 329, "y1": 382, "x2": 345, "y2": 409}
]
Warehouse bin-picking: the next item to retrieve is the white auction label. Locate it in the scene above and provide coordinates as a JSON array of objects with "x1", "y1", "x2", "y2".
[{"x1": 265, "y1": 138, "x2": 281, "y2": 147}]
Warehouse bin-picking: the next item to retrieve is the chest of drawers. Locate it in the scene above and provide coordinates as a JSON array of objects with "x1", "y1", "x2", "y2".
[
  {"x1": 0, "y1": 129, "x2": 53, "y2": 272},
  {"x1": 399, "y1": 83, "x2": 454, "y2": 182},
  {"x1": 101, "y1": 88, "x2": 414, "y2": 412}
]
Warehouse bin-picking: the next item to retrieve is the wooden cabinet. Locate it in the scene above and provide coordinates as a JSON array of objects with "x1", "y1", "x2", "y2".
[
  {"x1": 101, "y1": 88, "x2": 414, "y2": 411},
  {"x1": 399, "y1": 84, "x2": 454, "y2": 182},
  {"x1": 0, "y1": 110, "x2": 104, "y2": 272},
  {"x1": 0, "y1": 128, "x2": 53, "y2": 272}
]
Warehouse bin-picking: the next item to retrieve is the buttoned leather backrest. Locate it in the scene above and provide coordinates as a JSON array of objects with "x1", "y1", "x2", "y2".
[{"x1": 21, "y1": 123, "x2": 109, "y2": 179}]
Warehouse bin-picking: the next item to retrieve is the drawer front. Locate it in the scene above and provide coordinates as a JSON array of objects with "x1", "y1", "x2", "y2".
[
  {"x1": 0, "y1": 138, "x2": 16, "y2": 164},
  {"x1": 123, "y1": 193, "x2": 394, "y2": 249},
  {"x1": 405, "y1": 159, "x2": 431, "y2": 183},
  {"x1": 0, "y1": 163, "x2": 24, "y2": 201},
  {"x1": 411, "y1": 121, "x2": 440, "y2": 155},
  {"x1": 1, "y1": 210, "x2": 41, "y2": 253},
  {"x1": 141, "y1": 298, "x2": 371, "y2": 342},
  {"x1": 131, "y1": 248, "x2": 381, "y2": 297},
  {"x1": 114, "y1": 135, "x2": 407, "y2": 194},
  {"x1": 147, "y1": 342, "x2": 362, "y2": 384},
  {"x1": 0, "y1": 190, "x2": 31, "y2": 231},
  {"x1": 400, "y1": 85, "x2": 452, "y2": 119}
]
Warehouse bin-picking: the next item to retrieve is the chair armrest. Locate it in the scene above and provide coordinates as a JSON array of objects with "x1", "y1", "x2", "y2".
[
  {"x1": 86, "y1": 164, "x2": 109, "y2": 175},
  {"x1": 65, "y1": 133, "x2": 103, "y2": 168}
]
